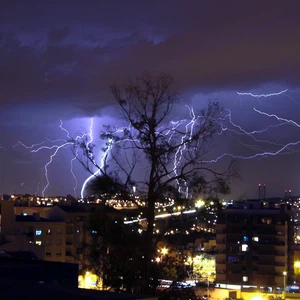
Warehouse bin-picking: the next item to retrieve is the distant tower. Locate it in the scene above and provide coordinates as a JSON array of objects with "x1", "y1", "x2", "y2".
[{"x1": 258, "y1": 183, "x2": 266, "y2": 199}]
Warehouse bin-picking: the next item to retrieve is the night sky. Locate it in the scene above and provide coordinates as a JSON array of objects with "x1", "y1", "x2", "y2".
[{"x1": 1, "y1": 0, "x2": 300, "y2": 199}]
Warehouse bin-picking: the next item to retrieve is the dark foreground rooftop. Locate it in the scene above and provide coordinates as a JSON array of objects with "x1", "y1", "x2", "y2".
[{"x1": 0, "y1": 282, "x2": 156, "y2": 300}]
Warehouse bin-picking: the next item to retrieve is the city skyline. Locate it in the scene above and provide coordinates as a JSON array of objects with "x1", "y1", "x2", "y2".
[{"x1": 1, "y1": 1, "x2": 300, "y2": 198}]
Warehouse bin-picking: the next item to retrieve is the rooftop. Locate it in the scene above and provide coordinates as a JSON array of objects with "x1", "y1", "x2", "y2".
[
  {"x1": 0, "y1": 250, "x2": 39, "y2": 261},
  {"x1": 15, "y1": 215, "x2": 57, "y2": 222},
  {"x1": 0, "y1": 283, "x2": 150, "y2": 300}
]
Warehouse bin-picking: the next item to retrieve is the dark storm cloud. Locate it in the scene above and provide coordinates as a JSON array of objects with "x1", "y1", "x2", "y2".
[
  {"x1": 48, "y1": 27, "x2": 70, "y2": 43},
  {"x1": 1, "y1": 0, "x2": 300, "y2": 197},
  {"x1": 0, "y1": 0, "x2": 300, "y2": 112}
]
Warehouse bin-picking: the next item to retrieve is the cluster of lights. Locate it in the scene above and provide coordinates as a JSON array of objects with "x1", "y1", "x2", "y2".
[
  {"x1": 285, "y1": 199, "x2": 300, "y2": 244},
  {"x1": 106, "y1": 199, "x2": 138, "y2": 209},
  {"x1": 4, "y1": 194, "x2": 71, "y2": 206},
  {"x1": 155, "y1": 199, "x2": 175, "y2": 208}
]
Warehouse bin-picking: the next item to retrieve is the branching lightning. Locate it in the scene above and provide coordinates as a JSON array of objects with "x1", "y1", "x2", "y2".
[
  {"x1": 15, "y1": 119, "x2": 95, "y2": 197},
  {"x1": 12, "y1": 88, "x2": 299, "y2": 198},
  {"x1": 205, "y1": 88, "x2": 300, "y2": 163}
]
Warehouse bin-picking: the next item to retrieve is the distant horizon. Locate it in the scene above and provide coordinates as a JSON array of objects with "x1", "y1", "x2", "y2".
[{"x1": 1, "y1": 190, "x2": 299, "y2": 201}]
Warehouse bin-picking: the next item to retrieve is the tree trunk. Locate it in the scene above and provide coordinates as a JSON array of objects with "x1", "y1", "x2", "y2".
[{"x1": 144, "y1": 193, "x2": 156, "y2": 295}]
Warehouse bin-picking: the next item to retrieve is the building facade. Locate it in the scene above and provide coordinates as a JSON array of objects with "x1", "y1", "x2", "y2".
[{"x1": 216, "y1": 200, "x2": 294, "y2": 290}]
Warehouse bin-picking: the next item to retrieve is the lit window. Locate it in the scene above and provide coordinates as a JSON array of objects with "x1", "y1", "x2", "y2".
[
  {"x1": 47, "y1": 229, "x2": 51, "y2": 235},
  {"x1": 243, "y1": 276, "x2": 248, "y2": 282},
  {"x1": 228, "y1": 256, "x2": 239, "y2": 263},
  {"x1": 35, "y1": 229, "x2": 42, "y2": 236},
  {"x1": 242, "y1": 244, "x2": 248, "y2": 252},
  {"x1": 253, "y1": 237, "x2": 259, "y2": 242},
  {"x1": 36, "y1": 241, "x2": 42, "y2": 245},
  {"x1": 243, "y1": 236, "x2": 248, "y2": 242}
]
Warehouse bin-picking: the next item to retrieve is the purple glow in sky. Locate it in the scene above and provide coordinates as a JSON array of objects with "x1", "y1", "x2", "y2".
[{"x1": 0, "y1": 0, "x2": 300, "y2": 199}]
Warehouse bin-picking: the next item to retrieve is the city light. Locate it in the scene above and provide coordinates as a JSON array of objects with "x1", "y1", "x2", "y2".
[
  {"x1": 283, "y1": 271, "x2": 287, "y2": 299},
  {"x1": 161, "y1": 247, "x2": 168, "y2": 255},
  {"x1": 195, "y1": 200, "x2": 205, "y2": 208}
]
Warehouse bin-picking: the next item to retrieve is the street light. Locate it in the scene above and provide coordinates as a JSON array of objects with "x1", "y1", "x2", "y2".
[
  {"x1": 283, "y1": 271, "x2": 287, "y2": 299},
  {"x1": 161, "y1": 247, "x2": 168, "y2": 255}
]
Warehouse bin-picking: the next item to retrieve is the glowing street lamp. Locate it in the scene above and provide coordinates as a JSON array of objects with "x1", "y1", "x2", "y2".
[
  {"x1": 283, "y1": 271, "x2": 287, "y2": 299},
  {"x1": 195, "y1": 200, "x2": 205, "y2": 208},
  {"x1": 161, "y1": 247, "x2": 168, "y2": 255}
]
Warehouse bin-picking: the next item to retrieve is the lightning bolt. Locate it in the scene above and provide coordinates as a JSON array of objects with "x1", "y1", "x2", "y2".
[
  {"x1": 70, "y1": 157, "x2": 78, "y2": 198},
  {"x1": 16, "y1": 119, "x2": 94, "y2": 197},
  {"x1": 41, "y1": 142, "x2": 72, "y2": 196},
  {"x1": 171, "y1": 106, "x2": 199, "y2": 197},
  {"x1": 12, "y1": 87, "x2": 299, "y2": 199},
  {"x1": 253, "y1": 108, "x2": 300, "y2": 128},
  {"x1": 13, "y1": 139, "x2": 66, "y2": 150},
  {"x1": 236, "y1": 88, "x2": 299, "y2": 105},
  {"x1": 87, "y1": 101, "x2": 298, "y2": 199},
  {"x1": 204, "y1": 89, "x2": 300, "y2": 163},
  {"x1": 80, "y1": 120, "x2": 128, "y2": 198},
  {"x1": 236, "y1": 89, "x2": 288, "y2": 98},
  {"x1": 205, "y1": 140, "x2": 300, "y2": 163},
  {"x1": 80, "y1": 139, "x2": 113, "y2": 198}
]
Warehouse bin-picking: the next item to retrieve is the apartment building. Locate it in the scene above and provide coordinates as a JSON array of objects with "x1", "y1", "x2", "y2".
[
  {"x1": 46, "y1": 205, "x2": 90, "y2": 265},
  {"x1": 0, "y1": 199, "x2": 122, "y2": 274},
  {"x1": 14, "y1": 214, "x2": 66, "y2": 262},
  {"x1": 0, "y1": 200, "x2": 66, "y2": 262},
  {"x1": 216, "y1": 200, "x2": 294, "y2": 290}
]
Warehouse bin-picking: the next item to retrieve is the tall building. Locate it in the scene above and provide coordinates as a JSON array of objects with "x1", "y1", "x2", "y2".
[{"x1": 216, "y1": 200, "x2": 294, "y2": 291}]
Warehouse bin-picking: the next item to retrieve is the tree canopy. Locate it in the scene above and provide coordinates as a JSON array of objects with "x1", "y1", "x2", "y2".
[{"x1": 74, "y1": 72, "x2": 237, "y2": 294}]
